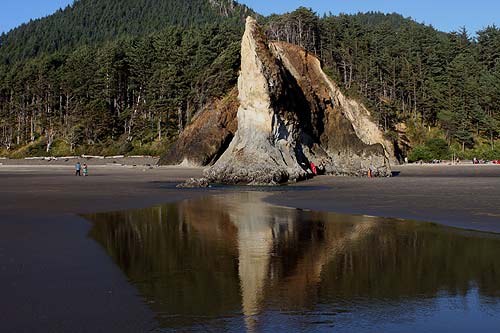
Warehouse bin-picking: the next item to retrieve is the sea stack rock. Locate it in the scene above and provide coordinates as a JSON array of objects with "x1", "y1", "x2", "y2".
[
  {"x1": 204, "y1": 17, "x2": 310, "y2": 185},
  {"x1": 164, "y1": 17, "x2": 395, "y2": 185}
]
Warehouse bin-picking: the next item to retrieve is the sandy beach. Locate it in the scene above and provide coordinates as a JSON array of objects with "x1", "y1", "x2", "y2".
[
  {"x1": 1, "y1": 161, "x2": 499, "y2": 230},
  {"x1": 1, "y1": 161, "x2": 500, "y2": 332}
]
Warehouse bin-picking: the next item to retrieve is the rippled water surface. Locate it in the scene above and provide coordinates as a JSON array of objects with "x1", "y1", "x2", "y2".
[{"x1": 83, "y1": 192, "x2": 500, "y2": 332}]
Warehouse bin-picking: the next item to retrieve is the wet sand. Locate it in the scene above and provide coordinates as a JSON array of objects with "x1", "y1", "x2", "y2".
[
  {"x1": 1, "y1": 163, "x2": 499, "y2": 332},
  {"x1": 0, "y1": 165, "x2": 205, "y2": 333},
  {"x1": 270, "y1": 164, "x2": 500, "y2": 234}
]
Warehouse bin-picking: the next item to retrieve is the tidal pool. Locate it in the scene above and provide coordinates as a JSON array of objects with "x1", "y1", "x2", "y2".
[{"x1": 83, "y1": 192, "x2": 500, "y2": 332}]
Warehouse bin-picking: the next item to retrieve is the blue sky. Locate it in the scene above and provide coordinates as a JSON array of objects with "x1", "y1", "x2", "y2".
[{"x1": 1, "y1": 0, "x2": 498, "y2": 35}]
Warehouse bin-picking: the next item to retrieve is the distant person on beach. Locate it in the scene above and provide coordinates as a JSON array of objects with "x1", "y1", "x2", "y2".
[
  {"x1": 83, "y1": 163, "x2": 88, "y2": 177},
  {"x1": 75, "y1": 162, "x2": 81, "y2": 176}
]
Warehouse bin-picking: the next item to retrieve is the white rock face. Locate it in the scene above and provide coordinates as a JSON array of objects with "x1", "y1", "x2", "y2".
[{"x1": 204, "y1": 17, "x2": 308, "y2": 185}]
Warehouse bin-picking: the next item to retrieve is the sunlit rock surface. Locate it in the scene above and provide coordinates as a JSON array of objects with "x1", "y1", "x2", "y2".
[{"x1": 204, "y1": 17, "x2": 310, "y2": 185}]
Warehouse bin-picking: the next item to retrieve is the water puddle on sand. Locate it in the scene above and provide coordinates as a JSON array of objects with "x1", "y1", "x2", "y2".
[{"x1": 82, "y1": 192, "x2": 500, "y2": 333}]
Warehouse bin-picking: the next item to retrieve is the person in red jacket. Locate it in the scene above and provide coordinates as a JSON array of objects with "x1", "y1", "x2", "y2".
[{"x1": 310, "y1": 162, "x2": 317, "y2": 175}]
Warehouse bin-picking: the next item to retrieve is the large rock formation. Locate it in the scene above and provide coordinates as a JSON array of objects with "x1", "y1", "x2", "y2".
[
  {"x1": 162, "y1": 17, "x2": 395, "y2": 185},
  {"x1": 204, "y1": 17, "x2": 312, "y2": 185}
]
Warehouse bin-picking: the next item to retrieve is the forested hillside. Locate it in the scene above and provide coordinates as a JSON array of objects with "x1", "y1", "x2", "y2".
[
  {"x1": 0, "y1": 0, "x2": 248, "y2": 156},
  {"x1": 0, "y1": 0, "x2": 251, "y2": 63},
  {"x1": 0, "y1": 2, "x2": 499, "y2": 160}
]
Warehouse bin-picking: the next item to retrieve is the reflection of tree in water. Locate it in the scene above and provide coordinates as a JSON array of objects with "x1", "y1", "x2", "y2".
[
  {"x1": 86, "y1": 202, "x2": 242, "y2": 330},
  {"x1": 84, "y1": 192, "x2": 500, "y2": 332},
  {"x1": 319, "y1": 223, "x2": 500, "y2": 300}
]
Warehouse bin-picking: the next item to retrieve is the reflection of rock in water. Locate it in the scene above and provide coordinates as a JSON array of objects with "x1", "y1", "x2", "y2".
[
  {"x1": 84, "y1": 193, "x2": 500, "y2": 332},
  {"x1": 224, "y1": 193, "x2": 275, "y2": 331},
  {"x1": 216, "y1": 193, "x2": 378, "y2": 331}
]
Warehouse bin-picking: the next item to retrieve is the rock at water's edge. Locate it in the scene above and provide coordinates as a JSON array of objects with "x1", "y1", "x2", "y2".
[{"x1": 177, "y1": 178, "x2": 210, "y2": 188}]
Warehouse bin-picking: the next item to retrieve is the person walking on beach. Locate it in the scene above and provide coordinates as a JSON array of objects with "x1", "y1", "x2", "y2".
[
  {"x1": 83, "y1": 163, "x2": 88, "y2": 177},
  {"x1": 75, "y1": 162, "x2": 81, "y2": 176}
]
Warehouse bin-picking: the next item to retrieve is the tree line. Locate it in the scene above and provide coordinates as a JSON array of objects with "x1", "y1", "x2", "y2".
[
  {"x1": 0, "y1": 24, "x2": 242, "y2": 156},
  {"x1": 0, "y1": 3, "x2": 499, "y2": 160},
  {"x1": 0, "y1": 0, "x2": 246, "y2": 156}
]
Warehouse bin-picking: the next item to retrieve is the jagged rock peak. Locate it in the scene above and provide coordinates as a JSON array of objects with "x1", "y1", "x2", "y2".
[{"x1": 203, "y1": 16, "x2": 312, "y2": 185}]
